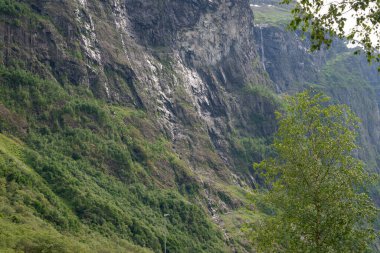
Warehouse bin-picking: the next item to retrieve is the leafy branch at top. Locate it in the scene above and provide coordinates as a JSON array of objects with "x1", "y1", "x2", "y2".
[{"x1": 282, "y1": 0, "x2": 380, "y2": 68}]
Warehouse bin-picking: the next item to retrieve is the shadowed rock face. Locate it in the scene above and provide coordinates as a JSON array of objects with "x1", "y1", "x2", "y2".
[
  {"x1": 2, "y1": 1, "x2": 380, "y2": 251},
  {"x1": 0, "y1": 1, "x2": 279, "y2": 251},
  {"x1": 253, "y1": 26, "x2": 322, "y2": 91},
  {"x1": 110, "y1": 0, "x2": 274, "y2": 177},
  {"x1": 123, "y1": 0, "x2": 267, "y2": 90},
  {"x1": 124, "y1": 0, "x2": 210, "y2": 47},
  {"x1": 1, "y1": 0, "x2": 276, "y2": 219}
]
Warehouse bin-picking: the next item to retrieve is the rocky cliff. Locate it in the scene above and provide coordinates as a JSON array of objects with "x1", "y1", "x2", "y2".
[
  {"x1": 2, "y1": 0, "x2": 276, "y2": 176},
  {"x1": 1, "y1": 0, "x2": 379, "y2": 252},
  {"x1": 0, "y1": 0, "x2": 277, "y2": 252}
]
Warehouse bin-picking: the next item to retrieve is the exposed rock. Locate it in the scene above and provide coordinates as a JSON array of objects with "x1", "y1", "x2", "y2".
[{"x1": 0, "y1": 2, "x2": 277, "y2": 250}]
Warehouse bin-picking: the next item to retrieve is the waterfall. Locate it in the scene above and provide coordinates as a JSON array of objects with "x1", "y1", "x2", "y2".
[
  {"x1": 259, "y1": 25, "x2": 281, "y2": 92},
  {"x1": 260, "y1": 26, "x2": 266, "y2": 71}
]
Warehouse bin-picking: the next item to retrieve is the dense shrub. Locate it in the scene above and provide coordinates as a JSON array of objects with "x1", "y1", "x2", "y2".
[
  {"x1": 0, "y1": 0, "x2": 26, "y2": 17},
  {"x1": 0, "y1": 67, "x2": 227, "y2": 252}
]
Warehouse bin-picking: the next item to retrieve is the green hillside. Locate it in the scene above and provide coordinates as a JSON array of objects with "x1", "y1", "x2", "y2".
[
  {"x1": 0, "y1": 0, "x2": 379, "y2": 252},
  {"x1": 0, "y1": 67, "x2": 227, "y2": 252}
]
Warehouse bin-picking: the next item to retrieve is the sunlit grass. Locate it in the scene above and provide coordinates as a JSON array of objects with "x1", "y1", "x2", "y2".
[{"x1": 251, "y1": 4, "x2": 291, "y2": 26}]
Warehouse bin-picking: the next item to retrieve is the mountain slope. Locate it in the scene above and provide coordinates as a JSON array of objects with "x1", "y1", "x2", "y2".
[
  {"x1": 0, "y1": 0, "x2": 278, "y2": 252},
  {"x1": 1, "y1": 0, "x2": 379, "y2": 252}
]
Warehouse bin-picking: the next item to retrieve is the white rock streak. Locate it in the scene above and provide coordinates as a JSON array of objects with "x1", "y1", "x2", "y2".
[
  {"x1": 111, "y1": 0, "x2": 131, "y2": 60},
  {"x1": 76, "y1": 0, "x2": 110, "y2": 97}
]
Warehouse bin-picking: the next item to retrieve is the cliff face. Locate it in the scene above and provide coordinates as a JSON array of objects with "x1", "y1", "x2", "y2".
[
  {"x1": 2, "y1": 0, "x2": 277, "y2": 182},
  {"x1": 253, "y1": 26, "x2": 323, "y2": 91},
  {"x1": 2, "y1": 1, "x2": 379, "y2": 252},
  {"x1": 0, "y1": 0, "x2": 276, "y2": 252}
]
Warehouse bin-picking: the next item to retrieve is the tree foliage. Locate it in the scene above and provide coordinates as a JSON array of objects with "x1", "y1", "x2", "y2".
[
  {"x1": 282, "y1": 0, "x2": 380, "y2": 66},
  {"x1": 250, "y1": 91, "x2": 378, "y2": 252}
]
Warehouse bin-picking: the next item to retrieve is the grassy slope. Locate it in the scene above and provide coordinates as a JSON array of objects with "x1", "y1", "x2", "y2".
[
  {"x1": 0, "y1": 1, "x2": 272, "y2": 252},
  {"x1": 0, "y1": 65, "x2": 228, "y2": 252},
  {"x1": 3, "y1": 1, "x2": 377, "y2": 252},
  {"x1": 251, "y1": 4, "x2": 291, "y2": 26},
  {"x1": 0, "y1": 134, "x2": 151, "y2": 253}
]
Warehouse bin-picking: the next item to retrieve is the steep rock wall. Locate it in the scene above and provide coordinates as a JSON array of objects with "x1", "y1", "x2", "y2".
[
  {"x1": 1, "y1": 0, "x2": 276, "y2": 184},
  {"x1": 0, "y1": 1, "x2": 277, "y2": 252}
]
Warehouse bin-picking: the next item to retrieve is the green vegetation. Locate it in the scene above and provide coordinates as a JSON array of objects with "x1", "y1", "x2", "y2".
[
  {"x1": 0, "y1": 0, "x2": 36, "y2": 26},
  {"x1": 319, "y1": 52, "x2": 371, "y2": 88},
  {"x1": 249, "y1": 91, "x2": 378, "y2": 252},
  {"x1": 0, "y1": 66, "x2": 227, "y2": 252},
  {"x1": 282, "y1": 0, "x2": 380, "y2": 66},
  {"x1": 251, "y1": 4, "x2": 291, "y2": 26},
  {"x1": 232, "y1": 136, "x2": 268, "y2": 162},
  {"x1": 0, "y1": 133, "x2": 151, "y2": 253},
  {"x1": 243, "y1": 84, "x2": 278, "y2": 103},
  {"x1": 220, "y1": 207, "x2": 256, "y2": 252},
  {"x1": 0, "y1": 0, "x2": 26, "y2": 17}
]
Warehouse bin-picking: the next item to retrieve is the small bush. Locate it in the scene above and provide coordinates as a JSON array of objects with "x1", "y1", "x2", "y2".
[{"x1": 0, "y1": 0, "x2": 26, "y2": 17}]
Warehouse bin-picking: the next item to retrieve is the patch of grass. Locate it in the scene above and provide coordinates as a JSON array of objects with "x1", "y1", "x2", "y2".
[
  {"x1": 220, "y1": 206, "x2": 258, "y2": 252},
  {"x1": 251, "y1": 4, "x2": 291, "y2": 26},
  {"x1": 0, "y1": 0, "x2": 27, "y2": 17},
  {"x1": 0, "y1": 0, "x2": 43, "y2": 26},
  {"x1": 319, "y1": 52, "x2": 371, "y2": 88},
  {"x1": 0, "y1": 213, "x2": 152, "y2": 253},
  {"x1": 232, "y1": 136, "x2": 269, "y2": 164},
  {"x1": 243, "y1": 84, "x2": 279, "y2": 104}
]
